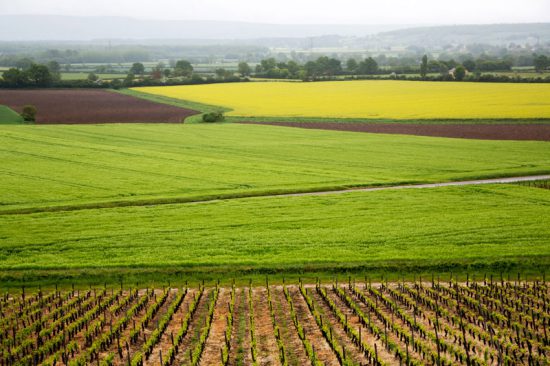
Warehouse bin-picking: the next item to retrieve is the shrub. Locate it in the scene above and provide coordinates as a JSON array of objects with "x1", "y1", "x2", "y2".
[
  {"x1": 202, "y1": 112, "x2": 224, "y2": 123},
  {"x1": 21, "y1": 105, "x2": 37, "y2": 122}
]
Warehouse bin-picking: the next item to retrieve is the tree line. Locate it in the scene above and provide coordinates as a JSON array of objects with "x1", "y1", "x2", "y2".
[{"x1": 248, "y1": 53, "x2": 550, "y2": 82}]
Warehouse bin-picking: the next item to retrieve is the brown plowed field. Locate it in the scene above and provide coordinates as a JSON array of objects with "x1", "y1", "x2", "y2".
[
  {"x1": 238, "y1": 121, "x2": 550, "y2": 141},
  {"x1": 0, "y1": 89, "x2": 196, "y2": 124}
]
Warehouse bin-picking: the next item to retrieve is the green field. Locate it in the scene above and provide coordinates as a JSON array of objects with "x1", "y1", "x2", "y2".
[
  {"x1": 0, "y1": 122, "x2": 549, "y2": 285},
  {"x1": 0, "y1": 105, "x2": 23, "y2": 124},
  {"x1": 1, "y1": 184, "x2": 549, "y2": 284},
  {"x1": 1, "y1": 123, "x2": 549, "y2": 214}
]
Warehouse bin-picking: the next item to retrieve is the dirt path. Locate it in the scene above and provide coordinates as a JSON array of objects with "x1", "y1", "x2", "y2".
[
  {"x1": 280, "y1": 174, "x2": 550, "y2": 198},
  {"x1": 238, "y1": 121, "x2": 550, "y2": 141},
  {"x1": 5, "y1": 174, "x2": 547, "y2": 216},
  {"x1": 199, "y1": 287, "x2": 231, "y2": 366},
  {"x1": 252, "y1": 287, "x2": 281, "y2": 366}
]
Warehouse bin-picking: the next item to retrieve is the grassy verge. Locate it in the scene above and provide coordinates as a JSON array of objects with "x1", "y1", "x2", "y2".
[
  {"x1": 0, "y1": 105, "x2": 24, "y2": 124},
  {"x1": 1, "y1": 265, "x2": 547, "y2": 291}
]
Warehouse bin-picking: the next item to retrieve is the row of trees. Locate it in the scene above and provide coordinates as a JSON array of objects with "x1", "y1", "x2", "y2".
[
  {"x1": 251, "y1": 56, "x2": 381, "y2": 80},
  {"x1": 250, "y1": 53, "x2": 547, "y2": 81},
  {"x1": 1, "y1": 63, "x2": 60, "y2": 87}
]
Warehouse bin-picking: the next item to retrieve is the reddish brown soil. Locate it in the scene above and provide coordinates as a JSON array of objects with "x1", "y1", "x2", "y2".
[
  {"x1": 0, "y1": 89, "x2": 196, "y2": 124},
  {"x1": 252, "y1": 288, "x2": 281, "y2": 366},
  {"x1": 199, "y1": 288, "x2": 230, "y2": 366},
  {"x1": 238, "y1": 121, "x2": 550, "y2": 141}
]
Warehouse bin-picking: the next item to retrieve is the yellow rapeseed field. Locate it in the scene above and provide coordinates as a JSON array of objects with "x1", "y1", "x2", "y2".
[{"x1": 135, "y1": 80, "x2": 550, "y2": 119}]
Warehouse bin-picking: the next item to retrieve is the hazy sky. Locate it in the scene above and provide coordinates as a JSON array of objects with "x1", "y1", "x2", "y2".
[{"x1": 1, "y1": 0, "x2": 549, "y2": 24}]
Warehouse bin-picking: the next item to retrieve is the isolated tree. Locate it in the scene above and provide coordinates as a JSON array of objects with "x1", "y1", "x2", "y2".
[
  {"x1": 346, "y1": 58, "x2": 358, "y2": 73},
  {"x1": 174, "y1": 60, "x2": 193, "y2": 77},
  {"x1": 1, "y1": 68, "x2": 29, "y2": 87},
  {"x1": 129, "y1": 62, "x2": 145, "y2": 75},
  {"x1": 420, "y1": 55, "x2": 428, "y2": 77},
  {"x1": 26, "y1": 64, "x2": 53, "y2": 86},
  {"x1": 534, "y1": 54, "x2": 549, "y2": 72},
  {"x1": 87, "y1": 72, "x2": 99, "y2": 82},
  {"x1": 454, "y1": 65, "x2": 466, "y2": 81},
  {"x1": 238, "y1": 62, "x2": 251, "y2": 77},
  {"x1": 20, "y1": 105, "x2": 37, "y2": 122}
]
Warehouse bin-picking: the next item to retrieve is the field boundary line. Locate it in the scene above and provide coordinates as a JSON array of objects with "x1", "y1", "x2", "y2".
[{"x1": 1, "y1": 174, "x2": 548, "y2": 216}]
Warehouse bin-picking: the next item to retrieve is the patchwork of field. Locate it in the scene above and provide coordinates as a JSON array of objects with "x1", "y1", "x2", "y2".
[
  {"x1": 0, "y1": 89, "x2": 196, "y2": 124},
  {"x1": 1, "y1": 123, "x2": 550, "y2": 213},
  {"x1": 134, "y1": 80, "x2": 550, "y2": 119},
  {"x1": 2, "y1": 280, "x2": 548, "y2": 366}
]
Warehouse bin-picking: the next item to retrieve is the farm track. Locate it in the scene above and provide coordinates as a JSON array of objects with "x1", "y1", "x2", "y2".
[
  {"x1": 1, "y1": 281, "x2": 548, "y2": 366},
  {"x1": 1, "y1": 174, "x2": 549, "y2": 216},
  {"x1": 237, "y1": 121, "x2": 550, "y2": 141}
]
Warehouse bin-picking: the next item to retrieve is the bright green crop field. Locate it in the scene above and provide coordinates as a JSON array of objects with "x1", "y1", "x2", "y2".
[
  {"x1": 0, "y1": 184, "x2": 549, "y2": 285},
  {"x1": 1, "y1": 123, "x2": 549, "y2": 214},
  {"x1": 1, "y1": 122, "x2": 549, "y2": 285}
]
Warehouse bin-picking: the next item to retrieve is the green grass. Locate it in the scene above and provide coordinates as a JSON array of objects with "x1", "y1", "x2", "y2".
[
  {"x1": 0, "y1": 105, "x2": 24, "y2": 124},
  {"x1": 1, "y1": 123, "x2": 549, "y2": 214},
  {"x1": 0, "y1": 184, "x2": 548, "y2": 284}
]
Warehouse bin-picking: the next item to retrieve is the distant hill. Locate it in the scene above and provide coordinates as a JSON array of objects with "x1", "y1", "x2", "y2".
[
  {"x1": 374, "y1": 23, "x2": 550, "y2": 46},
  {"x1": 0, "y1": 15, "x2": 405, "y2": 41}
]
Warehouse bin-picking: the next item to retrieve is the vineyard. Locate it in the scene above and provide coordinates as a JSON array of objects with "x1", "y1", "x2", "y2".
[{"x1": 1, "y1": 278, "x2": 548, "y2": 366}]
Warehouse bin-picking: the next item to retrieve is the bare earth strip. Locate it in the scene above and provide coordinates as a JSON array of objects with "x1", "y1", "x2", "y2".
[
  {"x1": 199, "y1": 287, "x2": 230, "y2": 366},
  {"x1": 252, "y1": 287, "x2": 281, "y2": 366},
  {"x1": 238, "y1": 121, "x2": 550, "y2": 141}
]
